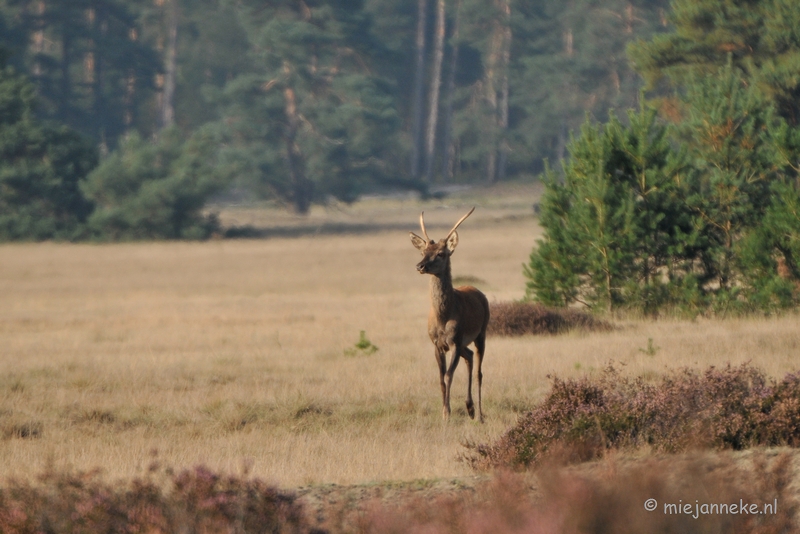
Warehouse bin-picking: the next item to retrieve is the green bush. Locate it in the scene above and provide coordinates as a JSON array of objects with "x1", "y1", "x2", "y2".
[
  {"x1": 525, "y1": 64, "x2": 800, "y2": 316},
  {"x1": 0, "y1": 62, "x2": 97, "y2": 240},
  {"x1": 525, "y1": 103, "x2": 689, "y2": 313},
  {"x1": 82, "y1": 127, "x2": 227, "y2": 240}
]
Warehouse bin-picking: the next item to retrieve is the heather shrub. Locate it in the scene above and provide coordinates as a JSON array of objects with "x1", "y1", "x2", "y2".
[
  {"x1": 0, "y1": 465, "x2": 308, "y2": 533},
  {"x1": 488, "y1": 301, "x2": 611, "y2": 337},
  {"x1": 537, "y1": 452, "x2": 797, "y2": 534},
  {"x1": 0, "y1": 453, "x2": 795, "y2": 534},
  {"x1": 340, "y1": 453, "x2": 796, "y2": 534},
  {"x1": 466, "y1": 364, "x2": 800, "y2": 470}
]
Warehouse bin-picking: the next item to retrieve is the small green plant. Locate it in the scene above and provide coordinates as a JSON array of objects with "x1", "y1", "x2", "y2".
[
  {"x1": 638, "y1": 338, "x2": 660, "y2": 356},
  {"x1": 344, "y1": 330, "x2": 378, "y2": 357}
]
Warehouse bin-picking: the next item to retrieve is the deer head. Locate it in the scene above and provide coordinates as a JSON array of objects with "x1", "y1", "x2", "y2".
[{"x1": 410, "y1": 207, "x2": 475, "y2": 276}]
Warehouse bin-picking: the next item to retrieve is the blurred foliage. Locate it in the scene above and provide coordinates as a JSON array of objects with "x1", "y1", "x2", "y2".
[
  {"x1": 0, "y1": 56, "x2": 96, "y2": 240},
  {"x1": 81, "y1": 127, "x2": 227, "y2": 240},
  {"x1": 1, "y1": 0, "x2": 800, "y2": 249},
  {"x1": 0, "y1": 0, "x2": 673, "y2": 229},
  {"x1": 526, "y1": 5, "x2": 800, "y2": 315}
]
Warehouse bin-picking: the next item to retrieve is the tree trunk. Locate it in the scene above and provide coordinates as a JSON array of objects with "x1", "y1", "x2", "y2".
[
  {"x1": 31, "y1": 1, "x2": 46, "y2": 77},
  {"x1": 283, "y1": 84, "x2": 312, "y2": 214},
  {"x1": 441, "y1": 0, "x2": 460, "y2": 183},
  {"x1": 556, "y1": 118, "x2": 567, "y2": 167},
  {"x1": 424, "y1": 0, "x2": 445, "y2": 183},
  {"x1": 124, "y1": 27, "x2": 138, "y2": 128},
  {"x1": 409, "y1": 0, "x2": 428, "y2": 180},
  {"x1": 160, "y1": 0, "x2": 178, "y2": 129},
  {"x1": 60, "y1": 28, "x2": 71, "y2": 119},
  {"x1": 86, "y1": 4, "x2": 108, "y2": 154},
  {"x1": 625, "y1": 3, "x2": 634, "y2": 34},
  {"x1": 484, "y1": 8, "x2": 504, "y2": 184},
  {"x1": 496, "y1": 0, "x2": 511, "y2": 182}
]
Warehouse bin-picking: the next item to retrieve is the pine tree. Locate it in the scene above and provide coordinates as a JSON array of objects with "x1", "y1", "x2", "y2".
[
  {"x1": 525, "y1": 104, "x2": 684, "y2": 312},
  {"x1": 630, "y1": 0, "x2": 800, "y2": 124},
  {"x1": 216, "y1": 0, "x2": 401, "y2": 213},
  {"x1": 81, "y1": 126, "x2": 225, "y2": 239},
  {"x1": 0, "y1": 58, "x2": 96, "y2": 240},
  {"x1": 735, "y1": 108, "x2": 800, "y2": 312},
  {"x1": 505, "y1": 0, "x2": 671, "y2": 176},
  {"x1": 676, "y1": 63, "x2": 777, "y2": 293},
  {"x1": 170, "y1": 1, "x2": 251, "y2": 132},
  {"x1": 2, "y1": 0, "x2": 160, "y2": 148}
]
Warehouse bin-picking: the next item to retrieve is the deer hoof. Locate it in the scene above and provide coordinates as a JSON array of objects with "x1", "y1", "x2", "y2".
[{"x1": 466, "y1": 401, "x2": 475, "y2": 419}]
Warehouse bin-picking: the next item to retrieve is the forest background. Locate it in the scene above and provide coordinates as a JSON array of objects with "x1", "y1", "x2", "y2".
[
  {"x1": 0, "y1": 0, "x2": 673, "y2": 239},
  {"x1": 4, "y1": 0, "x2": 800, "y2": 318}
]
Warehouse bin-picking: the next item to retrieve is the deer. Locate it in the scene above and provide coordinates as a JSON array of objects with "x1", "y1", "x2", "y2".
[{"x1": 410, "y1": 207, "x2": 490, "y2": 422}]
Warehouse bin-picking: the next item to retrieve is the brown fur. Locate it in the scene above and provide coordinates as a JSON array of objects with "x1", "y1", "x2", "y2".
[{"x1": 410, "y1": 209, "x2": 489, "y2": 422}]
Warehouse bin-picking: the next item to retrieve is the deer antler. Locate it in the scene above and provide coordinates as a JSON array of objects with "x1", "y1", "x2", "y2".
[
  {"x1": 419, "y1": 212, "x2": 431, "y2": 243},
  {"x1": 446, "y1": 207, "x2": 475, "y2": 240}
]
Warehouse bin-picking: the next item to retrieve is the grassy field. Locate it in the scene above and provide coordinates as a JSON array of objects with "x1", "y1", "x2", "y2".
[{"x1": 1, "y1": 183, "x2": 800, "y2": 490}]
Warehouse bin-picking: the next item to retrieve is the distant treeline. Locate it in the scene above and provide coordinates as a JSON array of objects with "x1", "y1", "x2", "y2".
[
  {"x1": 0, "y1": 0, "x2": 673, "y2": 239},
  {"x1": 1, "y1": 0, "x2": 798, "y2": 246}
]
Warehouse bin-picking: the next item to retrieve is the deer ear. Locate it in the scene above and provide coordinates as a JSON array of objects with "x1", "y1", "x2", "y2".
[
  {"x1": 410, "y1": 232, "x2": 428, "y2": 253},
  {"x1": 446, "y1": 231, "x2": 459, "y2": 252}
]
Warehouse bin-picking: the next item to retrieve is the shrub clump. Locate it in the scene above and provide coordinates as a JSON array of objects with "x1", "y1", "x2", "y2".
[
  {"x1": 344, "y1": 454, "x2": 796, "y2": 534},
  {"x1": 466, "y1": 363, "x2": 800, "y2": 470},
  {"x1": 0, "y1": 465, "x2": 308, "y2": 533},
  {"x1": 488, "y1": 301, "x2": 611, "y2": 336}
]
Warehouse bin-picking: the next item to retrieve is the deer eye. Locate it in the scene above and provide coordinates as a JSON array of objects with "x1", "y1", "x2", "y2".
[{"x1": 437, "y1": 251, "x2": 446, "y2": 258}]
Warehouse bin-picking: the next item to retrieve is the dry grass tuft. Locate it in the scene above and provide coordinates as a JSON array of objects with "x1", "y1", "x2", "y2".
[
  {"x1": 488, "y1": 301, "x2": 611, "y2": 336},
  {"x1": 2, "y1": 422, "x2": 43, "y2": 441}
]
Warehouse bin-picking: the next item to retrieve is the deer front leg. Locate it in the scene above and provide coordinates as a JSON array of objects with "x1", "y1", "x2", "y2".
[
  {"x1": 462, "y1": 347, "x2": 475, "y2": 419},
  {"x1": 434, "y1": 348, "x2": 447, "y2": 419},
  {"x1": 443, "y1": 344, "x2": 461, "y2": 421}
]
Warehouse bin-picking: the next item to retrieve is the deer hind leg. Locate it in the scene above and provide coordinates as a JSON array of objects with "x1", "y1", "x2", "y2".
[
  {"x1": 443, "y1": 345, "x2": 461, "y2": 421},
  {"x1": 474, "y1": 333, "x2": 485, "y2": 423},
  {"x1": 462, "y1": 346, "x2": 475, "y2": 419}
]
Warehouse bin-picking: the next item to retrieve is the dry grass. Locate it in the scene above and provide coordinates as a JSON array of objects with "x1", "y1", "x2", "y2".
[{"x1": 1, "y1": 184, "x2": 800, "y2": 490}]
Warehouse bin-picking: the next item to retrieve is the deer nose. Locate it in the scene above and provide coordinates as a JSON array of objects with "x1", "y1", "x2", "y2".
[{"x1": 416, "y1": 261, "x2": 427, "y2": 273}]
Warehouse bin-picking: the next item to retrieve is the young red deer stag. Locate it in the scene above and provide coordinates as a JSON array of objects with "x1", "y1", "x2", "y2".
[{"x1": 410, "y1": 207, "x2": 489, "y2": 422}]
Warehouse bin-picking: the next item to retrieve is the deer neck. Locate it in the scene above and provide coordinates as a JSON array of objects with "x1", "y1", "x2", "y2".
[{"x1": 429, "y1": 267, "x2": 455, "y2": 319}]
